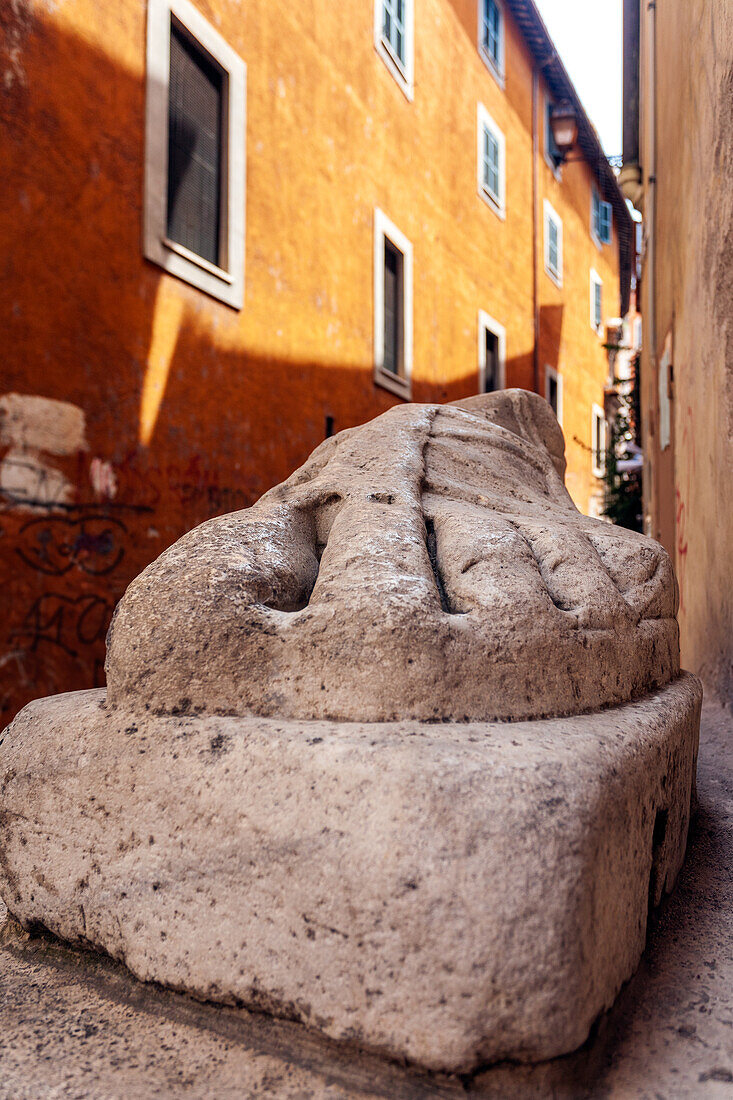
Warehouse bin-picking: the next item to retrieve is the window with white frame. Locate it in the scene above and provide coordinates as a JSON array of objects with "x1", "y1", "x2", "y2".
[
  {"x1": 374, "y1": 208, "x2": 413, "y2": 398},
  {"x1": 477, "y1": 104, "x2": 506, "y2": 216},
  {"x1": 592, "y1": 404, "x2": 607, "y2": 477},
  {"x1": 592, "y1": 187, "x2": 612, "y2": 245},
  {"x1": 375, "y1": 0, "x2": 414, "y2": 99},
  {"x1": 479, "y1": 0, "x2": 504, "y2": 81},
  {"x1": 478, "y1": 311, "x2": 506, "y2": 393},
  {"x1": 590, "y1": 269, "x2": 603, "y2": 332},
  {"x1": 543, "y1": 200, "x2": 563, "y2": 286},
  {"x1": 545, "y1": 365, "x2": 563, "y2": 424},
  {"x1": 144, "y1": 0, "x2": 246, "y2": 309}
]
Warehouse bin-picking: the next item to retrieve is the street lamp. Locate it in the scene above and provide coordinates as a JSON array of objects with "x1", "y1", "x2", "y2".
[{"x1": 550, "y1": 102, "x2": 579, "y2": 163}]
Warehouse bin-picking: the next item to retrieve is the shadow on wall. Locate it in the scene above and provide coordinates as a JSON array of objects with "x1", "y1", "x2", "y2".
[
  {"x1": 0, "y1": 10, "x2": 555, "y2": 723},
  {"x1": 539, "y1": 304, "x2": 564, "y2": 379}
]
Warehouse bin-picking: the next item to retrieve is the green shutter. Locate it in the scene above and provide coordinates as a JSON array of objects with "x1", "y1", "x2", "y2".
[{"x1": 600, "y1": 200, "x2": 612, "y2": 243}]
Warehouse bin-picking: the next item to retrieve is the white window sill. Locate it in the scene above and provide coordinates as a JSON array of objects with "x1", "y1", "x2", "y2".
[
  {"x1": 479, "y1": 47, "x2": 505, "y2": 89},
  {"x1": 478, "y1": 186, "x2": 506, "y2": 220},
  {"x1": 374, "y1": 367, "x2": 411, "y2": 400},
  {"x1": 544, "y1": 152, "x2": 563, "y2": 182},
  {"x1": 375, "y1": 38, "x2": 413, "y2": 101},
  {"x1": 545, "y1": 265, "x2": 563, "y2": 289},
  {"x1": 162, "y1": 237, "x2": 234, "y2": 284},
  {"x1": 591, "y1": 230, "x2": 613, "y2": 250}
]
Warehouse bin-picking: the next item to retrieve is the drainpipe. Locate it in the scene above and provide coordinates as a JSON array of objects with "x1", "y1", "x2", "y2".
[
  {"x1": 622, "y1": 0, "x2": 640, "y2": 165},
  {"x1": 532, "y1": 68, "x2": 540, "y2": 395},
  {"x1": 619, "y1": 0, "x2": 643, "y2": 206},
  {"x1": 644, "y1": 0, "x2": 658, "y2": 537},
  {"x1": 646, "y1": 0, "x2": 657, "y2": 370}
]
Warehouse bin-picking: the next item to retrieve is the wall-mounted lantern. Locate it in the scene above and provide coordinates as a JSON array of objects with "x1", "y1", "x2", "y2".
[{"x1": 550, "y1": 102, "x2": 579, "y2": 162}]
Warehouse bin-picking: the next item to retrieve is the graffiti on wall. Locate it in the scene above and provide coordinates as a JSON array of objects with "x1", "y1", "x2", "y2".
[
  {"x1": 0, "y1": 392, "x2": 253, "y2": 724},
  {"x1": 675, "y1": 404, "x2": 696, "y2": 614}
]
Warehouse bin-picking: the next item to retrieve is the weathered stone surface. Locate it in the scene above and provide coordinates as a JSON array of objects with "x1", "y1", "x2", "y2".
[
  {"x1": 0, "y1": 677, "x2": 700, "y2": 1072},
  {"x1": 4, "y1": 694, "x2": 732, "y2": 1099},
  {"x1": 106, "y1": 391, "x2": 679, "y2": 722},
  {"x1": 0, "y1": 390, "x2": 700, "y2": 1072}
]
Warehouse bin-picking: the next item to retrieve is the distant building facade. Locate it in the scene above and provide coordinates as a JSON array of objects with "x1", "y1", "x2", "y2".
[
  {"x1": 621, "y1": 0, "x2": 732, "y2": 700},
  {"x1": 0, "y1": 0, "x2": 632, "y2": 720}
]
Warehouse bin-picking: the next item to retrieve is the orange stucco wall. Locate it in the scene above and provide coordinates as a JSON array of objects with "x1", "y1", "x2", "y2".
[{"x1": 0, "y1": 0, "x2": 621, "y2": 721}]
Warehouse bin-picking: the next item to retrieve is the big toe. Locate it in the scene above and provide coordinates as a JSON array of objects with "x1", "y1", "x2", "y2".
[{"x1": 586, "y1": 528, "x2": 677, "y2": 620}]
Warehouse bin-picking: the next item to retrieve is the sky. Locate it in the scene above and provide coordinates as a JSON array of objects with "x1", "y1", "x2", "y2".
[{"x1": 533, "y1": 0, "x2": 622, "y2": 156}]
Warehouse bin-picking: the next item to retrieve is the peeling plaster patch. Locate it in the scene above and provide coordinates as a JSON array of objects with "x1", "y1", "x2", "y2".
[
  {"x1": 4, "y1": 0, "x2": 68, "y2": 90},
  {"x1": 0, "y1": 393, "x2": 86, "y2": 454},
  {"x1": 4, "y1": 47, "x2": 26, "y2": 90},
  {"x1": 0, "y1": 448, "x2": 74, "y2": 509},
  {"x1": 3, "y1": 0, "x2": 32, "y2": 90},
  {"x1": 89, "y1": 458, "x2": 117, "y2": 501},
  {"x1": 0, "y1": 393, "x2": 87, "y2": 511}
]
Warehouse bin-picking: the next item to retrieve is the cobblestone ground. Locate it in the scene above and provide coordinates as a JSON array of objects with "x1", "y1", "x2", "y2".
[{"x1": 1, "y1": 696, "x2": 731, "y2": 1100}]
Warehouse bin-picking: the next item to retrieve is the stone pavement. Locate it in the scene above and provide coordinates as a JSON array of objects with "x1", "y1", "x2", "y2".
[{"x1": 1, "y1": 695, "x2": 731, "y2": 1099}]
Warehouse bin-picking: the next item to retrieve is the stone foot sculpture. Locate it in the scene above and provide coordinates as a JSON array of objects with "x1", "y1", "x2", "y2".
[{"x1": 0, "y1": 391, "x2": 701, "y2": 1072}]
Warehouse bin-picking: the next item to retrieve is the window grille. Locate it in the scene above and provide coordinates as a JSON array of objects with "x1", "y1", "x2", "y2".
[
  {"x1": 383, "y1": 239, "x2": 403, "y2": 375},
  {"x1": 484, "y1": 330, "x2": 499, "y2": 392},
  {"x1": 167, "y1": 20, "x2": 223, "y2": 267}
]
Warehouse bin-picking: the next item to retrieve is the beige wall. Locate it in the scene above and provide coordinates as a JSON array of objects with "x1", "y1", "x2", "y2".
[{"x1": 638, "y1": 0, "x2": 733, "y2": 700}]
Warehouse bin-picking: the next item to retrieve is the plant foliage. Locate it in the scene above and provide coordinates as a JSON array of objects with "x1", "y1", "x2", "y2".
[{"x1": 602, "y1": 353, "x2": 643, "y2": 532}]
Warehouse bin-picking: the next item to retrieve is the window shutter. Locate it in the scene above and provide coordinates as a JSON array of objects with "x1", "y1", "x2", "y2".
[
  {"x1": 594, "y1": 281, "x2": 603, "y2": 328},
  {"x1": 592, "y1": 191, "x2": 600, "y2": 237},
  {"x1": 483, "y1": 127, "x2": 499, "y2": 199},
  {"x1": 600, "y1": 200, "x2": 612, "y2": 243},
  {"x1": 167, "y1": 21, "x2": 224, "y2": 266},
  {"x1": 548, "y1": 217, "x2": 558, "y2": 274}
]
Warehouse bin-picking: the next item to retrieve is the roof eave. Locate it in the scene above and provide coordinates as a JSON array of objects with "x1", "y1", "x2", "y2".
[{"x1": 504, "y1": 0, "x2": 634, "y2": 314}]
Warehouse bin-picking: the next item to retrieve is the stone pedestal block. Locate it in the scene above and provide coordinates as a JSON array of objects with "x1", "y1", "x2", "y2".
[{"x1": 0, "y1": 676, "x2": 700, "y2": 1072}]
